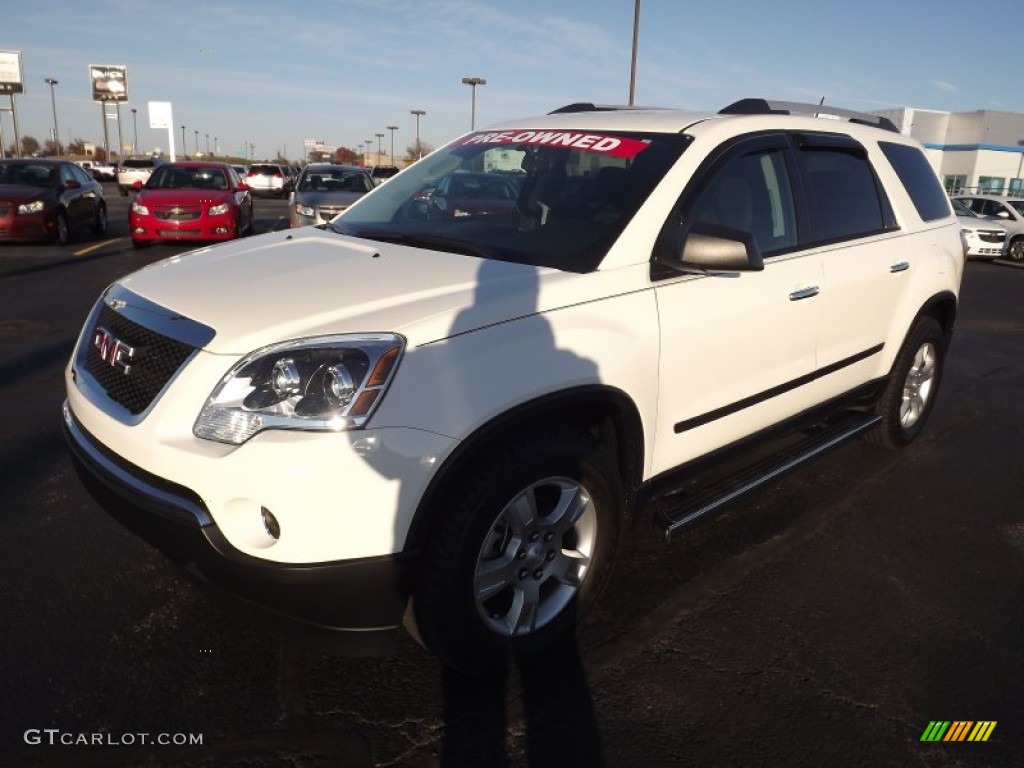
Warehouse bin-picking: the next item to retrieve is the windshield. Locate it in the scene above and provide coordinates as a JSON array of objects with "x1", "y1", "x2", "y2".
[
  {"x1": 0, "y1": 162, "x2": 57, "y2": 187},
  {"x1": 333, "y1": 128, "x2": 688, "y2": 272},
  {"x1": 951, "y1": 199, "x2": 977, "y2": 218},
  {"x1": 147, "y1": 166, "x2": 229, "y2": 190},
  {"x1": 298, "y1": 168, "x2": 373, "y2": 193}
]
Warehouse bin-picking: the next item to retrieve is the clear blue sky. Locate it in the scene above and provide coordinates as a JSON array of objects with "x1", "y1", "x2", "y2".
[{"x1": 4, "y1": 0, "x2": 1019, "y2": 161}]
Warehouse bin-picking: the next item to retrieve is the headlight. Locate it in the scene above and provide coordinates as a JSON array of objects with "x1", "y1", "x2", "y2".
[
  {"x1": 131, "y1": 201, "x2": 149, "y2": 215},
  {"x1": 194, "y1": 334, "x2": 404, "y2": 445},
  {"x1": 209, "y1": 203, "x2": 230, "y2": 216},
  {"x1": 17, "y1": 200, "x2": 44, "y2": 214},
  {"x1": 294, "y1": 203, "x2": 314, "y2": 217}
]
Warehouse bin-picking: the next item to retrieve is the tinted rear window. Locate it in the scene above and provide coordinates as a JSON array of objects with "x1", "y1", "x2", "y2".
[
  {"x1": 800, "y1": 147, "x2": 889, "y2": 242},
  {"x1": 250, "y1": 165, "x2": 279, "y2": 175},
  {"x1": 879, "y1": 142, "x2": 951, "y2": 222},
  {"x1": 122, "y1": 159, "x2": 154, "y2": 169}
]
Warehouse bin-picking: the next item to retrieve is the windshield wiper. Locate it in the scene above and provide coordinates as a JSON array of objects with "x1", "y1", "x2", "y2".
[{"x1": 332, "y1": 227, "x2": 493, "y2": 258}]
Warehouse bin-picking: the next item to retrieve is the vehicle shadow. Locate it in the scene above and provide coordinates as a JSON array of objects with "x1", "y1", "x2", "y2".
[{"x1": 440, "y1": 626, "x2": 605, "y2": 768}]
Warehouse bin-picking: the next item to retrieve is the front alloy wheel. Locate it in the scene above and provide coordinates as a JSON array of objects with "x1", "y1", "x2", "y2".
[
  {"x1": 1010, "y1": 237, "x2": 1024, "y2": 262},
  {"x1": 414, "y1": 426, "x2": 621, "y2": 676},
  {"x1": 474, "y1": 475, "x2": 598, "y2": 638}
]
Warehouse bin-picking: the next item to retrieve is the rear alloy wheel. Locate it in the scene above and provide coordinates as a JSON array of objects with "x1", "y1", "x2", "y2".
[
  {"x1": 414, "y1": 426, "x2": 621, "y2": 677},
  {"x1": 865, "y1": 316, "x2": 946, "y2": 449}
]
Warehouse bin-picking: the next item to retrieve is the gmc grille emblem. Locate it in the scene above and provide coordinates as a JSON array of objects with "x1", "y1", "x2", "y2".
[{"x1": 92, "y1": 326, "x2": 137, "y2": 375}]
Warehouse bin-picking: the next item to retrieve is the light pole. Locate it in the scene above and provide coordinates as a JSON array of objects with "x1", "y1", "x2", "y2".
[
  {"x1": 410, "y1": 109, "x2": 425, "y2": 159},
  {"x1": 375, "y1": 132, "x2": 384, "y2": 166},
  {"x1": 214, "y1": 136, "x2": 218, "y2": 156},
  {"x1": 181, "y1": 125, "x2": 186, "y2": 158},
  {"x1": 206, "y1": 133, "x2": 210, "y2": 155},
  {"x1": 44, "y1": 78, "x2": 61, "y2": 156},
  {"x1": 387, "y1": 125, "x2": 398, "y2": 166},
  {"x1": 629, "y1": 0, "x2": 640, "y2": 105},
  {"x1": 365, "y1": 140, "x2": 373, "y2": 167},
  {"x1": 461, "y1": 76, "x2": 486, "y2": 130},
  {"x1": 131, "y1": 107, "x2": 138, "y2": 153},
  {"x1": 194, "y1": 129, "x2": 199, "y2": 156}
]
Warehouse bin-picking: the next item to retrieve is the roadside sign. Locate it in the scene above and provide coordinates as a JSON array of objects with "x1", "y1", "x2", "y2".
[
  {"x1": 89, "y1": 64, "x2": 128, "y2": 102},
  {"x1": 0, "y1": 51, "x2": 24, "y2": 94},
  {"x1": 148, "y1": 101, "x2": 172, "y2": 129}
]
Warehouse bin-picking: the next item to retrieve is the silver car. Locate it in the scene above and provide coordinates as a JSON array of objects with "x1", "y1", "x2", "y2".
[
  {"x1": 951, "y1": 198, "x2": 1007, "y2": 260},
  {"x1": 953, "y1": 193, "x2": 1024, "y2": 261},
  {"x1": 289, "y1": 164, "x2": 374, "y2": 227}
]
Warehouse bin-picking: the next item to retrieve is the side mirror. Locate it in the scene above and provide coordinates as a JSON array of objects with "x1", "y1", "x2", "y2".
[
  {"x1": 237, "y1": 182, "x2": 250, "y2": 191},
  {"x1": 663, "y1": 221, "x2": 764, "y2": 275},
  {"x1": 63, "y1": 179, "x2": 81, "y2": 190},
  {"x1": 132, "y1": 180, "x2": 143, "y2": 190}
]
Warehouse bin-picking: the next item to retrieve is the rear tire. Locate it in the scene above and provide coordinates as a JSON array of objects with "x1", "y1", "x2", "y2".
[
  {"x1": 865, "y1": 316, "x2": 946, "y2": 449},
  {"x1": 413, "y1": 426, "x2": 621, "y2": 677}
]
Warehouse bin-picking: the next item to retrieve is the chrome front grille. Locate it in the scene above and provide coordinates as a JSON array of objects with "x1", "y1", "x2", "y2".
[
  {"x1": 85, "y1": 304, "x2": 196, "y2": 415},
  {"x1": 155, "y1": 206, "x2": 202, "y2": 221}
]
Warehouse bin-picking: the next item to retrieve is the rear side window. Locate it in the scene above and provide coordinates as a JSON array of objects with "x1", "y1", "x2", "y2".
[
  {"x1": 879, "y1": 142, "x2": 951, "y2": 222},
  {"x1": 799, "y1": 146, "x2": 890, "y2": 242}
]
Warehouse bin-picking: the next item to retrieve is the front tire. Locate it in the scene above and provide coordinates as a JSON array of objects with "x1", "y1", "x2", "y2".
[
  {"x1": 91, "y1": 203, "x2": 108, "y2": 235},
  {"x1": 865, "y1": 316, "x2": 946, "y2": 449},
  {"x1": 53, "y1": 212, "x2": 69, "y2": 246},
  {"x1": 1009, "y1": 237, "x2": 1024, "y2": 262},
  {"x1": 414, "y1": 426, "x2": 621, "y2": 677}
]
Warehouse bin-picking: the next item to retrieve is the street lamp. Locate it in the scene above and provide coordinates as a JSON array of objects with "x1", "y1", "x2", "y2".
[
  {"x1": 131, "y1": 108, "x2": 138, "y2": 154},
  {"x1": 181, "y1": 125, "x2": 186, "y2": 158},
  {"x1": 375, "y1": 132, "x2": 384, "y2": 165},
  {"x1": 629, "y1": 0, "x2": 640, "y2": 105},
  {"x1": 410, "y1": 109, "x2": 425, "y2": 159},
  {"x1": 194, "y1": 129, "x2": 199, "y2": 156},
  {"x1": 44, "y1": 78, "x2": 61, "y2": 156},
  {"x1": 214, "y1": 136, "x2": 218, "y2": 155},
  {"x1": 206, "y1": 133, "x2": 210, "y2": 155},
  {"x1": 387, "y1": 125, "x2": 398, "y2": 166},
  {"x1": 461, "y1": 76, "x2": 486, "y2": 130},
  {"x1": 365, "y1": 140, "x2": 373, "y2": 167}
]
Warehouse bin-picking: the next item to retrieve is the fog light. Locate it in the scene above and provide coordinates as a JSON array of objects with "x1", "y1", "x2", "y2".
[
  {"x1": 214, "y1": 227, "x2": 228, "y2": 234},
  {"x1": 261, "y1": 507, "x2": 281, "y2": 540}
]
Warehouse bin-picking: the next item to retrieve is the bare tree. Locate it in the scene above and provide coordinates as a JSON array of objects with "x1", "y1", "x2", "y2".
[
  {"x1": 334, "y1": 146, "x2": 359, "y2": 165},
  {"x1": 402, "y1": 140, "x2": 433, "y2": 165},
  {"x1": 20, "y1": 135, "x2": 40, "y2": 156}
]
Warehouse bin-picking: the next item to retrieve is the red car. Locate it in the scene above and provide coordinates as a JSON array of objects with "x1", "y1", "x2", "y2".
[
  {"x1": 129, "y1": 161, "x2": 254, "y2": 248},
  {"x1": 0, "y1": 159, "x2": 108, "y2": 245}
]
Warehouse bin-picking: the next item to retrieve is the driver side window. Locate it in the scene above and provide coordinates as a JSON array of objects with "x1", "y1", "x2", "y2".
[{"x1": 688, "y1": 148, "x2": 797, "y2": 257}]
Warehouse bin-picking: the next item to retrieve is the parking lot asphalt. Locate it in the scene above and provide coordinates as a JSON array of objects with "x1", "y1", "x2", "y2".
[{"x1": 0, "y1": 206, "x2": 1021, "y2": 767}]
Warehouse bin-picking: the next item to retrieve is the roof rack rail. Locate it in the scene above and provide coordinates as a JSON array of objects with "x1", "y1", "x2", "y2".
[
  {"x1": 548, "y1": 102, "x2": 658, "y2": 114},
  {"x1": 718, "y1": 98, "x2": 898, "y2": 133}
]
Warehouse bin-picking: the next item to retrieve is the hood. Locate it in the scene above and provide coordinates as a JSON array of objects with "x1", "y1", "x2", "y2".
[
  {"x1": 117, "y1": 228, "x2": 590, "y2": 355},
  {"x1": 292, "y1": 190, "x2": 365, "y2": 207},
  {"x1": 0, "y1": 185, "x2": 48, "y2": 202},
  {"x1": 137, "y1": 188, "x2": 235, "y2": 205}
]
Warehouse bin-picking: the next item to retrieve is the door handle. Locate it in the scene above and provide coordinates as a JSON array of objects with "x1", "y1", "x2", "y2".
[
  {"x1": 789, "y1": 286, "x2": 820, "y2": 301},
  {"x1": 890, "y1": 261, "x2": 910, "y2": 273}
]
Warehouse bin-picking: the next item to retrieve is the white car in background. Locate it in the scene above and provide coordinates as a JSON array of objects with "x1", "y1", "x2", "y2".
[
  {"x1": 953, "y1": 193, "x2": 1024, "y2": 261},
  {"x1": 952, "y1": 198, "x2": 1007, "y2": 260}
]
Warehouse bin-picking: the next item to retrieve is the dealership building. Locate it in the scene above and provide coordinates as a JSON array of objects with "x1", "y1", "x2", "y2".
[{"x1": 876, "y1": 107, "x2": 1024, "y2": 196}]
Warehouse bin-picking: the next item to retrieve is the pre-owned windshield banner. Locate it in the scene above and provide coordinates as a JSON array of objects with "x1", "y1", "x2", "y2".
[{"x1": 456, "y1": 130, "x2": 649, "y2": 159}]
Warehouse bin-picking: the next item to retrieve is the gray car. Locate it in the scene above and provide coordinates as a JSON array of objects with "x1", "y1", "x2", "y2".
[{"x1": 289, "y1": 164, "x2": 374, "y2": 227}]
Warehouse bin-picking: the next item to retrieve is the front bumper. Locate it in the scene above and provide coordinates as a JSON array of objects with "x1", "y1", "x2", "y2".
[
  {"x1": 0, "y1": 210, "x2": 52, "y2": 241},
  {"x1": 62, "y1": 400, "x2": 413, "y2": 654},
  {"x1": 130, "y1": 213, "x2": 237, "y2": 243}
]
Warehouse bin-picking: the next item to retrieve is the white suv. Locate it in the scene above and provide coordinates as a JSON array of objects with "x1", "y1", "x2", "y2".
[
  {"x1": 117, "y1": 157, "x2": 161, "y2": 196},
  {"x1": 63, "y1": 99, "x2": 964, "y2": 675}
]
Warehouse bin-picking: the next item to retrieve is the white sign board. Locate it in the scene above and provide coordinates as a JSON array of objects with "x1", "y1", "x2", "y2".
[
  {"x1": 0, "y1": 50, "x2": 24, "y2": 94},
  {"x1": 148, "y1": 101, "x2": 173, "y2": 129}
]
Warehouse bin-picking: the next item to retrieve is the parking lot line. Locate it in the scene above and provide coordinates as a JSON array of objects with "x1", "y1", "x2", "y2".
[{"x1": 74, "y1": 238, "x2": 123, "y2": 256}]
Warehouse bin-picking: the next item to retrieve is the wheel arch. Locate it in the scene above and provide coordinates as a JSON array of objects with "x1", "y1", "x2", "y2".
[
  {"x1": 402, "y1": 385, "x2": 646, "y2": 556},
  {"x1": 915, "y1": 290, "x2": 958, "y2": 343}
]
